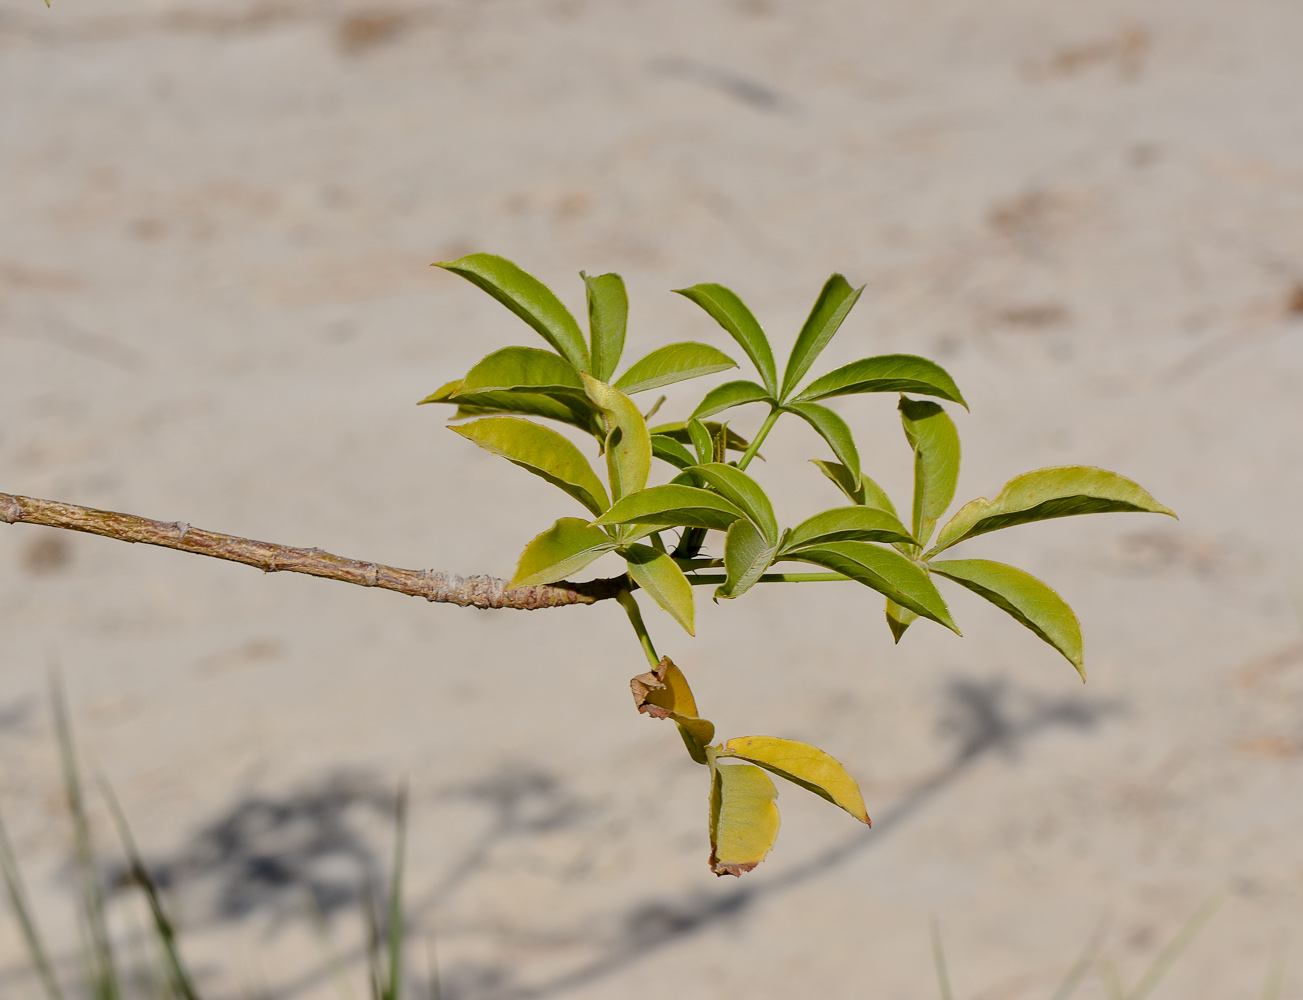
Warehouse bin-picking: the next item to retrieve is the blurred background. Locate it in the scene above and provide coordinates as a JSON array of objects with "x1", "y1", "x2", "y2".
[{"x1": 2, "y1": 0, "x2": 1302, "y2": 996}]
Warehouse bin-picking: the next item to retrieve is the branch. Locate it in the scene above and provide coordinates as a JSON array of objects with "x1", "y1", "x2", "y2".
[{"x1": 0, "y1": 492, "x2": 623, "y2": 611}]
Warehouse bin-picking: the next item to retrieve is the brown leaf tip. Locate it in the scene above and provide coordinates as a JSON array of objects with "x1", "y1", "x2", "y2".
[
  {"x1": 629, "y1": 656, "x2": 672, "y2": 713},
  {"x1": 710, "y1": 860, "x2": 759, "y2": 877}
]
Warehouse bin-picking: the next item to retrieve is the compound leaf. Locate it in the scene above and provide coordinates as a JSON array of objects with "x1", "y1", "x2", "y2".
[
  {"x1": 783, "y1": 507, "x2": 914, "y2": 551},
  {"x1": 583, "y1": 376, "x2": 651, "y2": 502},
  {"x1": 632, "y1": 657, "x2": 716, "y2": 764},
  {"x1": 792, "y1": 354, "x2": 966, "y2": 408},
  {"x1": 674, "y1": 284, "x2": 778, "y2": 395},
  {"x1": 450, "y1": 417, "x2": 609, "y2": 515},
  {"x1": 688, "y1": 463, "x2": 778, "y2": 544},
  {"x1": 929, "y1": 558, "x2": 1085, "y2": 678},
  {"x1": 786, "y1": 541, "x2": 958, "y2": 632},
  {"x1": 785, "y1": 401, "x2": 861, "y2": 480},
  {"x1": 435, "y1": 253, "x2": 589, "y2": 371},
  {"x1": 717, "y1": 519, "x2": 777, "y2": 600},
  {"x1": 594, "y1": 484, "x2": 747, "y2": 532},
  {"x1": 691, "y1": 380, "x2": 774, "y2": 421},
  {"x1": 613, "y1": 342, "x2": 738, "y2": 395},
  {"x1": 928, "y1": 466, "x2": 1177, "y2": 557},
  {"x1": 509, "y1": 518, "x2": 618, "y2": 588},
  {"x1": 624, "y1": 545, "x2": 696, "y2": 635},
  {"x1": 583, "y1": 271, "x2": 627, "y2": 382},
  {"x1": 781, "y1": 274, "x2": 864, "y2": 399},
  {"x1": 722, "y1": 736, "x2": 869, "y2": 824},
  {"x1": 900, "y1": 397, "x2": 960, "y2": 547},
  {"x1": 458, "y1": 346, "x2": 585, "y2": 396},
  {"x1": 709, "y1": 762, "x2": 780, "y2": 876}
]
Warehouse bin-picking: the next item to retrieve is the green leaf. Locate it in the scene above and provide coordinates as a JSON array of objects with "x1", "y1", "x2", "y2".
[
  {"x1": 716, "y1": 519, "x2": 777, "y2": 600},
  {"x1": 444, "y1": 391, "x2": 596, "y2": 434},
  {"x1": 783, "y1": 506, "x2": 914, "y2": 551},
  {"x1": 721, "y1": 736, "x2": 869, "y2": 824},
  {"x1": 450, "y1": 417, "x2": 609, "y2": 515},
  {"x1": 792, "y1": 354, "x2": 967, "y2": 407},
  {"x1": 928, "y1": 466, "x2": 1178, "y2": 557},
  {"x1": 613, "y1": 342, "x2": 738, "y2": 395},
  {"x1": 885, "y1": 599, "x2": 918, "y2": 643},
  {"x1": 458, "y1": 346, "x2": 586, "y2": 395},
  {"x1": 652, "y1": 420, "x2": 751, "y2": 459},
  {"x1": 780, "y1": 274, "x2": 864, "y2": 399},
  {"x1": 434, "y1": 253, "x2": 590, "y2": 371},
  {"x1": 929, "y1": 558, "x2": 1085, "y2": 678},
  {"x1": 786, "y1": 541, "x2": 959, "y2": 632},
  {"x1": 594, "y1": 484, "x2": 747, "y2": 531},
  {"x1": 900, "y1": 397, "x2": 960, "y2": 547},
  {"x1": 785, "y1": 402, "x2": 861, "y2": 480},
  {"x1": 631, "y1": 657, "x2": 716, "y2": 764},
  {"x1": 688, "y1": 463, "x2": 778, "y2": 544},
  {"x1": 509, "y1": 518, "x2": 618, "y2": 588},
  {"x1": 650, "y1": 434, "x2": 697, "y2": 469},
  {"x1": 690, "y1": 380, "x2": 775, "y2": 421},
  {"x1": 810, "y1": 461, "x2": 899, "y2": 517},
  {"x1": 583, "y1": 376, "x2": 651, "y2": 502},
  {"x1": 583, "y1": 271, "x2": 627, "y2": 382},
  {"x1": 417, "y1": 378, "x2": 465, "y2": 404},
  {"x1": 687, "y1": 418, "x2": 715, "y2": 464},
  {"x1": 623, "y1": 545, "x2": 696, "y2": 634},
  {"x1": 709, "y1": 762, "x2": 780, "y2": 876},
  {"x1": 674, "y1": 284, "x2": 778, "y2": 395}
]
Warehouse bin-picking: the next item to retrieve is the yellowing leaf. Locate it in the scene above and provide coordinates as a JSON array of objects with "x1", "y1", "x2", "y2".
[
  {"x1": 631, "y1": 657, "x2": 715, "y2": 763},
  {"x1": 709, "y1": 762, "x2": 780, "y2": 876},
  {"x1": 722, "y1": 736, "x2": 869, "y2": 824},
  {"x1": 450, "y1": 417, "x2": 609, "y2": 515},
  {"x1": 622, "y1": 545, "x2": 695, "y2": 635},
  {"x1": 509, "y1": 518, "x2": 617, "y2": 588},
  {"x1": 583, "y1": 376, "x2": 652, "y2": 502}
]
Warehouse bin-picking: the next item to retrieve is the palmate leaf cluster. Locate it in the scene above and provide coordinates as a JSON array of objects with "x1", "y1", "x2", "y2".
[{"x1": 422, "y1": 253, "x2": 1175, "y2": 875}]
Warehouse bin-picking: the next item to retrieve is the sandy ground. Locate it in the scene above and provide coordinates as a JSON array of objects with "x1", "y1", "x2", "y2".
[{"x1": 2, "y1": 0, "x2": 1303, "y2": 997}]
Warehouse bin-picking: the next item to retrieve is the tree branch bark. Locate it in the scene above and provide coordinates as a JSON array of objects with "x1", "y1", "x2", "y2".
[{"x1": 0, "y1": 492, "x2": 623, "y2": 610}]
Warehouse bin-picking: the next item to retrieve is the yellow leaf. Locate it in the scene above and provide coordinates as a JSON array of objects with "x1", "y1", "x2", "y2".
[
  {"x1": 709, "y1": 762, "x2": 780, "y2": 876},
  {"x1": 722, "y1": 736, "x2": 869, "y2": 825},
  {"x1": 630, "y1": 657, "x2": 715, "y2": 764}
]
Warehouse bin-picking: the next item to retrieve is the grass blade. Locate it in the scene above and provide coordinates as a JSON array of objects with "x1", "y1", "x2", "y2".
[
  {"x1": 51, "y1": 675, "x2": 122, "y2": 1000},
  {"x1": 0, "y1": 808, "x2": 65, "y2": 1000},
  {"x1": 931, "y1": 918, "x2": 954, "y2": 1000},
  {"x1": 1127, "y1": 893, "x2": 1222, "y2": 1000},
  {"x1": 1050, "y1": 920, "x2": 1107, "y2": 1000},
  {"x1": 303, "y1": 889, "x2": 359, "y2": 1000},
  {"x1": 97, "y1": 777, "x2": 200, "y2": 1000},
  {"x1": 383, "y1": 789, "x2": 409, "y2": 1000}
]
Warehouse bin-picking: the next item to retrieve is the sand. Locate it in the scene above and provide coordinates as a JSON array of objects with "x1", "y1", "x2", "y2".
[{"x1": 2, "y1": 1, "x2": 1302, "y2": 997}]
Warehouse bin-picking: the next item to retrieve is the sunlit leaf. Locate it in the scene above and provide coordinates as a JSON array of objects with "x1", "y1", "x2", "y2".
[
  {"x1": 674, "y1": 284, "x2": 778, "y2": 395},
  {"x1": 786, "y1": 541, "x2": 959, "y2": 632},
  {"x1": 509, "y1": 518, "x2": 618, "y2": 588},
  {"x1": 583, "y1": 271, "x2": 627, "y2": 382},
  {"x1": 716, "y1": 519, "x2": 777, "y2": 600},
  {"x1": 929, "y1": 558, "x2": 1085, "y2": 678},
  {"x1": 457, "y1": 346, "x2": 584, "y2": 395},
  {"x1": 721, "y1": 736, "x2": 869, "y2": 824},
  {"x1": 885, "y1": 599, "x2": 918, "y2": 643},
  {"x1": 651, "y1": 434, "x2": 697, "y2": 469},
  {"x1": 791, "y1": 354, "x2": 967, "y2": 408},
  {"x1": 690, "y1": 380, "x2": 775, "y2": 421},
  {"x1": 785, "y1": 402, "x2": 861, "y2": 480},
  {"x1": 583, "y1": 376, "x2": 651, "y2": 502},
  {"x1": 417, "y1": 378, "x2": 465, "y2": 405},
  {"x1": 688, "y1": 463, "x2": 778, "y2": 544},
  {"x1": 780, "y1": 274, "x2": 864, "y2": 399},
  {"x1": 613, "y1": 342, "x2": 738, "y2": 395},
  {"x1": 450, "y1": 417, "x2": 609, "y2": 515},
  {"x1": 900, "y1": 397, "x2": 960, "y2": 547},
  {"x1": 810, "y1": 460, "x2": 898, "y2": 516},
  {"x1": 928, "y1": 466, "x2": 1177, "y2": 557},
  {"x1": 782, "y1": 507, "x2": 914, "y2": 551},
  {"x1": 709, "y1": 762, "x2": 780, "y2": 876},
  {"x1": 594, "y1": 484, "x2": 747, "y2": 531},
  {"x1": 434, "y1": 253, "x2": 589, "y2": 371},
  {"x1": 651, "y1": 420, "x2": 751, "y2": 456},
  {"x1": 631, "y1": 657, "x2": 716, "y2": 764},
  {"x1": 445, "y1": 391, "x2": 596, "y2": 433},
  {"x1": 623, "y1": 545, "x2": 696, "y2": 635}
]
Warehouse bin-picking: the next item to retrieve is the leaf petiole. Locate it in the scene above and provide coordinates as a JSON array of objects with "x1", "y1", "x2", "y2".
[
  {"x1": 685, "y1": 571, "x2": 850, "y2": 585},
  {"x1": 736, "y1": 407, "x2": 781, "y2": 471},
  {"x1": 616, "y1": 587, "x2": 661, "y2": 668}
]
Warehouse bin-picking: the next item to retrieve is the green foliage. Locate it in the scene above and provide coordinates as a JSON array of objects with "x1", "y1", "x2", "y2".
[{"x1": 426, "y1": 254, "x2": 1175, "y2": 874}]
